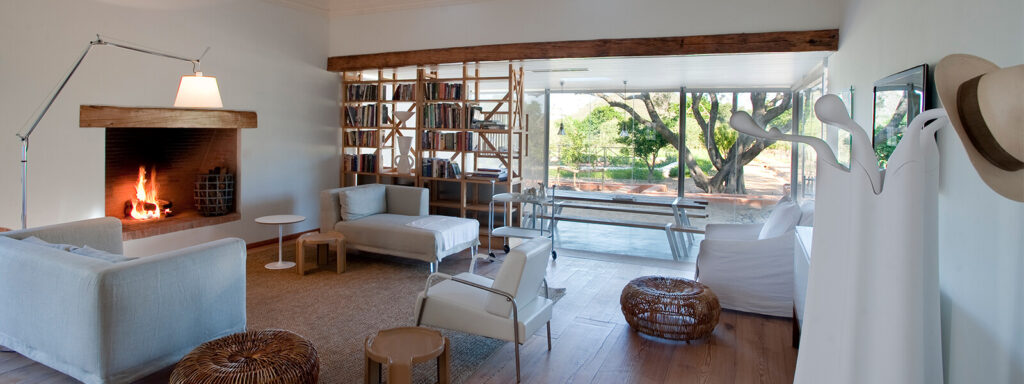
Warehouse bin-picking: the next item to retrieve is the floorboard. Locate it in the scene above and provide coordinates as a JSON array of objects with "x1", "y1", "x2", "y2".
[{"x1": 0, "y1": 241, "x2": 797, "y2": 383}]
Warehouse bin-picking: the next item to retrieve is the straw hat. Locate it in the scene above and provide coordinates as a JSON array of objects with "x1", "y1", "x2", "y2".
[{"x1": 936, "y1": 54, "x2": 1024, "y2": 202}]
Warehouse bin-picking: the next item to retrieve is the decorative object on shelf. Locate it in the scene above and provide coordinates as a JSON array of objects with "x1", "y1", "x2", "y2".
[
  {"x1": 395, "y1": 136, "x2": 414, "y2": 175},
  {"x1": 872, "y1": 64, "x2": 928, "y2": 168},
  {"x1": 936, "y1": 54, "x2": 1024, "y2": 202},
  {"x1": 731, "y1": 95, "x2": 950, "y2": 383},
  {"x1": 393, "y1": 110, "x2": 415, "y2": 128},
  {"x1": 620, "y1": 276, "x2": 720, "y2": 341},
  {"x1": 14, "y1": 34, "x2": 222, "y2": 229},
  {"x1": 170, "y1": 329, "x2": 319, "y2": 384}
]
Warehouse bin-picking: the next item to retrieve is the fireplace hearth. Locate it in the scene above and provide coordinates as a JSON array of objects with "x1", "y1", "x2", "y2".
[{"x1": 82, "y1": 105, "x2": 256, "y2": 240}]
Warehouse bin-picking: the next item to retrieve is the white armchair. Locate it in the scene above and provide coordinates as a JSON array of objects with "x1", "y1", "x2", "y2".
[
  {"x1": 695, "y1": 200, "x2": 807, "y2": 317},
  {"x1": 414, "y1": 237, "x2": 554, "y2": 383}
]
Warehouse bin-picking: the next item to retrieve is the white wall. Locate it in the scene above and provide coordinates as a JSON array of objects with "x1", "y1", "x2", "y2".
[
  {"x1": 828, "y1": 0, "x2": 1024, "y2": 382},
  {"x1": 328, "y1": 0, "x2": 844, "y2": 56},
  {"x1": 0, "y1": 0, "x2": 338, "y2": 256}
]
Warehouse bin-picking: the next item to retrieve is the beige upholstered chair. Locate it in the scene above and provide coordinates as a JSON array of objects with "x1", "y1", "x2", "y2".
[{"x1": 414, "y1": 237, "x2": 554, "y2": 383}]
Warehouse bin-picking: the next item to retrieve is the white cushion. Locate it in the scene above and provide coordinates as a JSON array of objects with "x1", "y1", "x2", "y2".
[
  {"x1": 70, "y1": 245, "x2": 136, "y2": 263},
  {"x1": 758, "y1": 201, "x2": 802, "y2": 239},
  {"x1": 798, "y1": 201, "x2": 815, "y2": 226},
  {"x1": 21, "y1": 236, "x2": 75, "y2": 251},
  {"x1": 338, "y1": 184, "x2": 386, "y2": 221}
]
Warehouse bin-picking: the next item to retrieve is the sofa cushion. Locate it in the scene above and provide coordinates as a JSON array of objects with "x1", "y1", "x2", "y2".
[
  {"x1": 70, "y1": 245, "x2": 136, "y2": 263},
  {"x1": 335, "y1": 214, "x2": 450, "y2": 259},
  {"x1": 798, "y1": 201, "x2": 815, "y2": 226},
  {"x1": 338, "y1": 184, "x2": 386, "y2": 221},
  {"x1": 758, "y1": 201, "x2": 802, "y2": 239},
  {"x1": 21, "y1": 235, "x2": 76, "y2": 251}
]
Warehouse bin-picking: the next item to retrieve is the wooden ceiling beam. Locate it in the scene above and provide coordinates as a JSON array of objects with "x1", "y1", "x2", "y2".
[{"x1": 326, "y1": 29, "x2": 839, "y2": 72}]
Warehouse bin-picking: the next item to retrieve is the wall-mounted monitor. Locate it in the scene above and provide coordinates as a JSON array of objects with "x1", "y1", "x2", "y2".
[{"x1": 872, "y1": 64, "x2": 928, "y2": 168}]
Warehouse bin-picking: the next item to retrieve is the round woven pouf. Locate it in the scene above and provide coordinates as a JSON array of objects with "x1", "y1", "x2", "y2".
[
  {"x1": 170, "y1": 329, "x2": 319, "y2": 384},
  {"x1": 620, "y1": 276, "x2": 720, "y2": 341}
]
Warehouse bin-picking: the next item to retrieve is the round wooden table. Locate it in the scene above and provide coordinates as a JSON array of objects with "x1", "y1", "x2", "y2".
[
  {"x1": 364, "y1": 327, "x2": 449, "y2": 384},
  {"x1": 295, "y1": 231, "x2": 346, "y2": 275},
  {"x1": 256, "y1": 214, "x2": 305, "y2": 270}
]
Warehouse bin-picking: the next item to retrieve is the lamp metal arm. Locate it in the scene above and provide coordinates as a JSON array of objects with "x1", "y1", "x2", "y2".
[{"x1": 15, "y1": 34, "x2": 210, "y2": 229}]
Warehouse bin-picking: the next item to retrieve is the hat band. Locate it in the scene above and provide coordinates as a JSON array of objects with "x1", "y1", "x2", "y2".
[{"x1": 957, "y1": 75, "x2": 1024, "y2": 171}]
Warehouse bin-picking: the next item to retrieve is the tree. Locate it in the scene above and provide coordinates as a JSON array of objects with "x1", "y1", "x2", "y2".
[
  {"x1": 558, "y1": 106, "x2": 624, "y2": 171},
  {"x1": 596, "y1": 91, "x2": 791, "y2": 194},
  {"x1": 615, "y1": 118, "x2": 670, "y2": 182}
]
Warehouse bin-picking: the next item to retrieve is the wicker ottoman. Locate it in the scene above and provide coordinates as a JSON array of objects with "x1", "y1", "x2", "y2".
[
  {"x1": 620, "y1": 276, "x2": 720, "y2": 341},
  {"x1": 170, "y1": 329, "x2": 319, "y2": 384}
]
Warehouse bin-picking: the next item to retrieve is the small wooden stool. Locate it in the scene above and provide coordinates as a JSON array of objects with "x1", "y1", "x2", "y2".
[
  {"x1": 295, "y1": 231, "x2": 346, "y2": 275},
  {"x1": 364, "y1": 327, "x2": 449, "y2": 384}
]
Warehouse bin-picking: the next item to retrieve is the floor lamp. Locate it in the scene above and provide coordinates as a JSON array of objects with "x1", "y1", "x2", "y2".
[{"x1": 14, "y1": 35, "x2": 223, "y2": 229}]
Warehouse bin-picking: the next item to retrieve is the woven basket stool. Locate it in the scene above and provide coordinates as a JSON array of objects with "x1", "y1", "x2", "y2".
[
  {"x1": 620, "y1": 276, "x2": 720, "y2": 341},
  {"x1": 170, "y1": 329, "x2": 319, "y2": 384}
]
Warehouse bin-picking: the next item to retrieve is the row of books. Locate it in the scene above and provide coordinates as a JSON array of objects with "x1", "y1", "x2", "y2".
[
  {"x1": 343, "y1": 130, "x2": 378, "y2": 147},
  {"x1": 424, "y1": 82, "x2": 462, "y2": 100},
  {"x1": 344, "y1": 105, "x2": 389, "y2": 127},
  {"x1": 422, "y1": 158, "x2": 462, "y2": 179},
  {"x1": 393, "y1": 84, "x2": 415, "y2": 101},
  {"x1": 346, "y1": 84, "x2": 378, "y2": 101},
  {"x1": 343, "y1": 154, "x2": 377, "y2": 173},
  {"x1": 467, "y1": 167, "x2": 508, "y2": 181},
  {"x1": 423, "y1": 103, "x2": 464, "y2": 129},
  {"x1": 422, "y1": 131, "x2": 475, "y2": 151}
]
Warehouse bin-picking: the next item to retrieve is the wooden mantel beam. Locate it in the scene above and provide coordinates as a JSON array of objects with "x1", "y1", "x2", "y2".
[
  {"x1": 80, "y1": 105, "x2": 257, "y2": 129},
  {"x1": 326, "y1": 29, "x2": 839, "y2": 72}
]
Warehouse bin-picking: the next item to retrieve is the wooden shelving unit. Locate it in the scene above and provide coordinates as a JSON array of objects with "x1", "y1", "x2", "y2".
[{"x1": 338, "y1": 63, "x2": 527, "y2": 229}]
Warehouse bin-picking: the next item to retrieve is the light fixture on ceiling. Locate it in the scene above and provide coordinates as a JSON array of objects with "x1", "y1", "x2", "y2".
[{"x1": 557, "y1": 80, "x2": 566, "y2": 136}]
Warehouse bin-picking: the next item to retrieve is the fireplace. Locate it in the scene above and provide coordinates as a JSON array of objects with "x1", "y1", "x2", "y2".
[{"x1": 82, "y1": 105, "x2": 256, "y2": 240}]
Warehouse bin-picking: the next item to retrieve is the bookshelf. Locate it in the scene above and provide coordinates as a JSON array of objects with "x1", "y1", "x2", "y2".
[{"x1": 338, "y1": 63, "x2": 527, "y2": 230}]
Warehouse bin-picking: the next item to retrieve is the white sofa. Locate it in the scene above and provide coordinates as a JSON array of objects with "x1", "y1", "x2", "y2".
[
  {"x1": 0, "y1": 217, "x2": 247, "y2": 384},
  {"x1": 695, "y1": 199, "x2": 812, "y2": 317},
  {"x1": 320, "y1": 184, "x2": 479, "y2": 267}
]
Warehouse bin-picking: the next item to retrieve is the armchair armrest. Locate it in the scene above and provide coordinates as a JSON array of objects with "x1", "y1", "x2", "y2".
[
  {"x1": 319, "y1": 188, "x2": 345, "y2": 233},
  {"x1": 0, "y1": 216, "x2": 123, "y2": 254},
  {"x1": 696, "y1": 231, "x2": 795, "y2": 279},
  {"x1": 385, "y1": 185, "x2": 428, "y2": 216},
  {"x1": 703, "y1": 223, "x2": 764, "y2": 241}
]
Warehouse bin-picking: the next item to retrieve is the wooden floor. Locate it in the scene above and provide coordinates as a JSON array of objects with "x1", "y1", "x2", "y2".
[{"x1": 0, "y1": 242, "x2": 796, "y2": 384}]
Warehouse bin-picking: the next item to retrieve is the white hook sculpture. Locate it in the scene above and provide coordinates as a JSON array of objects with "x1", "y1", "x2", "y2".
[{"x1": 730, "y1": 94, "x2": 951, "y2": 384}]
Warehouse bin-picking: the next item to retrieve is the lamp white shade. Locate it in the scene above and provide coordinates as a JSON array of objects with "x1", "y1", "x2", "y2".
[{"x1": 174, "y1": 72, "x2": 223, "y2": 108}]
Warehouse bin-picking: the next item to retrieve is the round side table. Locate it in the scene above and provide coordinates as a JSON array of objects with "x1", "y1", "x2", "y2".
[
  {"x1": 365, "y1": 327, "x2": 449, "y2": 384},
  {"x1": 256, "y1": 214, "x2": 305, "y2": 270}
]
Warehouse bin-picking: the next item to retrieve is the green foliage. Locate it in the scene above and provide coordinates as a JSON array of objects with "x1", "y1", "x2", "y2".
[
  {"x1": 614, "y1": 117, "x2": 670, "y2": 181},
  {"x1": 559, "y1": 106, "x2": 626, "y2": 169}
]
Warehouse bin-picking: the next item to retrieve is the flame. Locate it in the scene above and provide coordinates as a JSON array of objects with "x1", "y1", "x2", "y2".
[{"x1": 130, "y1": 166, "x2": 165, "y2": 220}]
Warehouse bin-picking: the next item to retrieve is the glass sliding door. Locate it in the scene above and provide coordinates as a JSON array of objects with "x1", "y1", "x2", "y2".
[
  {"x1": 547, "y1": 90, "x2": 682, "y2": 260},
  {"x1": 681, "y1": 90, "x2": 794, "y2": 224}
]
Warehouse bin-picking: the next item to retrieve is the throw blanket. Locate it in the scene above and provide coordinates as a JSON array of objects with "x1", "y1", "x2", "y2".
[{"x1": 406, "y1": 216, "x2": 479, "y2": 250}]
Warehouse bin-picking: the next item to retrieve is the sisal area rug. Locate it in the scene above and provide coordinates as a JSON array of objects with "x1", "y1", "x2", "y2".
[{"x1": 246, "y1": 245, "x2": 527, "y2": 384}]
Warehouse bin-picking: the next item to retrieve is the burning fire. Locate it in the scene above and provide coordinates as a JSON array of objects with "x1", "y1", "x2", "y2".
[{"x1": 129, "y1": 166, "x2": 169, "y2": 220}]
